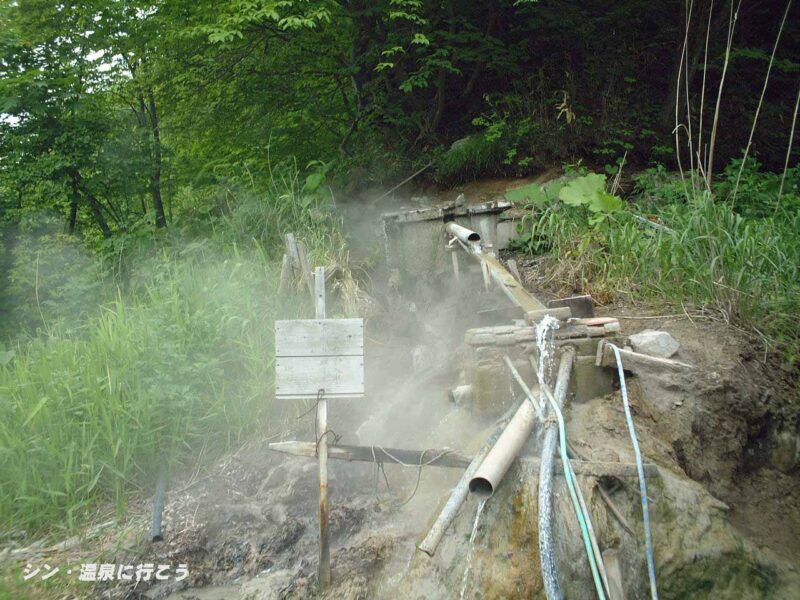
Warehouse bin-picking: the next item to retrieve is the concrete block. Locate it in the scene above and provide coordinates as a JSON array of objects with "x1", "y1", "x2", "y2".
[
  {"x1": 474, "y1": 346, "x2": 498, "y2": 362},
  {"x1": 571, "y1": 355, "x2": 615, "y2": 403},
  {"x1": 466, "y1": 332, "x2": 497, "y2": 346},
  {"x1": 513, "y1": 328, "x2": 537, "y2": 343},
  {"x1": 470, "y1": 362, "x2": 514, "y2": 419},
  {"x1": 495, "y1": 333, "x2": 517, "y2": 346},
  {"x1": 556, "y1": 337, "x2": 601, "y2": 357}
]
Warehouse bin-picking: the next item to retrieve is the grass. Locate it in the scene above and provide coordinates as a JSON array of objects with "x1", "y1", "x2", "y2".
[
  {"x1": 0, "y1": 167, "x2": 352, "y2": 538},
  {"x1": 511, "y1": 164, "x2": 800, "y2": 365}
]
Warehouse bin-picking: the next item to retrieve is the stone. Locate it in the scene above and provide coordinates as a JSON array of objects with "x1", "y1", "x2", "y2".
[
  {"x1": 465, "y1": 332, "x2": 496, "y2": 346},
  {"x1": 495, "y1": 333, "x2": 517, "y2": 346},
  {"x1": 628, "y1": 329, "x2": 680, "y2": 358}
]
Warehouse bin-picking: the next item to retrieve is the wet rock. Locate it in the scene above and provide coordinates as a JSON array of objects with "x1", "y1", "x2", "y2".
[
  {"x1": 240, "y1": 569, "x2": 302, "y2": 600},
  {"x1": 771, "y1": 429, "x2": 799, "y2": 473},
  {"x1": 629, "y1": 329, "x2": 680, "y2": 358},
  {"x1": 394, "y1": 457, "x2": 795, "y2": 600},
  {"x1": 259, "y1": 517, "x2": 306, "y2": 556}
]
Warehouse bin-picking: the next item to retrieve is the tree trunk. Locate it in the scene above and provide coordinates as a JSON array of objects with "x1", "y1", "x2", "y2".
[
  {"x1": 85, "y1": 195, "x2": 112, "y2": 238},
  {"x1": 68, "y1": 172, "x2": 79, "y2": 234},
  {"x1": 146, "y1": 90, "x2": 167, "y2": 228},
  {"x1": 72, "y1": 171, "x2": 111, "y2": 237}
]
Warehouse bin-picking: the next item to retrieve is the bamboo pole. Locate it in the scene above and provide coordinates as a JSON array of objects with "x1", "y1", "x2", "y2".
[{"x1": 417, "y1": 407, "x2": 516, "y2": 557}]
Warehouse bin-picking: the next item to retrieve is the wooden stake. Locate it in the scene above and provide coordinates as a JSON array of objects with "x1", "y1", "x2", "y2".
[
  {"x1": 278, "y1": 253, "x2": 291, "y2": 294},
  {"x1": 314, "y1": 267, "x2": 330, "y2": 592},
  {"x1": 298, "y1": 241, "x2": 315, "y2": 299},
  {"x1": 285, "y1": 233, "x2": 300, "y2": 272}
]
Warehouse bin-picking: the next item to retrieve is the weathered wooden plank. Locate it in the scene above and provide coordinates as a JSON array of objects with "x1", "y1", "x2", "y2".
[
  {"x1": 275, "y1": 319, "x2": 364, "y2": 357},
  {"x1": 269, "y1": 442, "x2": 657, "y2": 477},
  {"x1": 596, "y1": 341, "x2": 694, "y2": 373},
  {"x1": 381, "y1": 200, "x2": 512, "y2": 224},
  {"x1": 548, "y1": 294, "x2": 595, "y2": 318},
  {"x1": 313, "y1": 267, "x2": 330, "y2": 593},
  {"x1": 275, "y1": 355, "x2": 364, "y2": 397},
  {"x1": 285, "y1": 233, "x2": 300, "y2": 265}
]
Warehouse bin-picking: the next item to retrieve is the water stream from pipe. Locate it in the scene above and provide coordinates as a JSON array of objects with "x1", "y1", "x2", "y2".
[
  {"x1": 535, "y1": 315, "x2": 560, "y2": 393},
  {"x1": 459, "y1": 499, "x2": 487, "y2": 600},
  {"x1": 459, "y1": 318, "x2": 557, "y2": 599}
]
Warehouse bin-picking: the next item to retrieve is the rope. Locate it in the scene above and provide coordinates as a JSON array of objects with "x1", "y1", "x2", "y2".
[
  {"x1": 609, "y1": 344, "x2": 658, "y2": 600},
  {"x1": 311, "y1": 390, "x2": 341, "y2": 455}
]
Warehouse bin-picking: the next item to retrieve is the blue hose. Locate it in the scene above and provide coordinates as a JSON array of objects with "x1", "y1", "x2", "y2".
[{"x1": 610, "y1": 344, "x2": 659, "y2": 600}]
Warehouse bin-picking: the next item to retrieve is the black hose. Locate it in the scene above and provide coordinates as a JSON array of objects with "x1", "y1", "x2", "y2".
[{"x1": 150, "y1": 465, "x2": 168, "y2": 542}]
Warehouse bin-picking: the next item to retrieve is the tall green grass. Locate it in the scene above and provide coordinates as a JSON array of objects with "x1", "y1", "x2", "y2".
[
  {"x1": 0, "y1": 168, "x2": 346, "y2": 536},
  {"x1": 514, "y1": 174, "x2": 800, "y2": 364}
]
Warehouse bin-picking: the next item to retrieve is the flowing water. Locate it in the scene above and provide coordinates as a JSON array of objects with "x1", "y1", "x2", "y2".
[
  {"x1": 459, "y1": 499, "x2": 487, "y2": 600},
  {"x1": 534, "y1": 314, "x2": 560, "y2": 392}
]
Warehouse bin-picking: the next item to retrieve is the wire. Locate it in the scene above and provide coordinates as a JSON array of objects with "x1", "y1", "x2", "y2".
[
  {"x1": 369, "y1": 447, "x2": 449, "y2": 509},
  {"x1": 609, "y1": 343, "x2": 659, "y2": 600}
]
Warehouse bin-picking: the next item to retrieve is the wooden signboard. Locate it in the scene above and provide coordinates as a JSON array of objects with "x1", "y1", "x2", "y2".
[
  {"x1": 274, "y1": 267, "x2": 365, "y2": 592},
  {"x1": 274, "y1": 318, "x2": 364, "y2": 400}
]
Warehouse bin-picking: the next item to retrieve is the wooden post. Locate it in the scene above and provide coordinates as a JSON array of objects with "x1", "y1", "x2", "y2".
[
  {"x1": 285, "y1": 233, "x2": 300, "y2": 271},
  {"x1": 314, "y1": 267, "x2": 330, "y2": 592},
  {"x1": 278, "y1": 253, "x2": 292, "y2": 294},
  {"x1": 298, "y1": 241, "x2": 315, "y2": 299}
]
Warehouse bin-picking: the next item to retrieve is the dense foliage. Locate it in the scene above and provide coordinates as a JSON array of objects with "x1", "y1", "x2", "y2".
[{"x1": 2, "y1": 0, "x2": 797, "y2": 228}]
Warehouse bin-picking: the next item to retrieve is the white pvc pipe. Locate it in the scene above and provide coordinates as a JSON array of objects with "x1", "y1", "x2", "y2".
[{"x1": 446, "y1": 222, "x2": 482, "y2": 246}]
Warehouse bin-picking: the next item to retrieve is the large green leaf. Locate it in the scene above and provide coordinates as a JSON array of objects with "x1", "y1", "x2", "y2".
[
  {"x1": 506, "y1": 182, "x2": 547, "y2": 205},
  {"x1": 559, "y1": 173, "x2": 607, "y2": 207},
  {"x1": 589, "y1": 191, "x2": 623, "y2": 214},
  {"x1": 506, "y1": 181, "x2": 565, "y2": 206}
]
